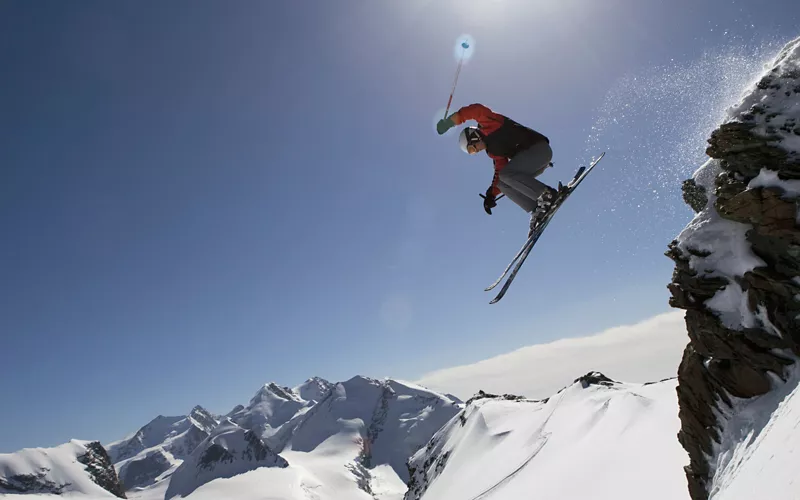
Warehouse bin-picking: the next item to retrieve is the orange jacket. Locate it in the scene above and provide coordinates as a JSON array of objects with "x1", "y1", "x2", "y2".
[{"x1": 451, "y1": 104, "x2": 509, "y2": 196}]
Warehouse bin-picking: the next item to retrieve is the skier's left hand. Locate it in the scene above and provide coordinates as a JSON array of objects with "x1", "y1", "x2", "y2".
[
  {"x1": 480, "y1": 188, "x2": 497, "y2": 215},
  {"x1": 436, "y1": 117, "x2": 455, "y2": 135}
]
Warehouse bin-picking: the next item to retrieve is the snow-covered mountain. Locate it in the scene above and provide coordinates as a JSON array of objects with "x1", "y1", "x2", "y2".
[
  {"x1": 164, "y1": 420, "x2": 288, "y2": 500},
  {"x1": 294, "y1": 376, "x2": 334, "y2": 403},
  {"x1": 667, "y1": 35, "x2": 800, "y2": 500},
  {"x1": 107, "y1": 406, "x2": 218, "y2": 464},
  {"x1": 405, "y1": 373, "x2": 688, "y2": 500},
  {"x1": 0, "y1": 440, "x2": 125, "y2": 498},
  {"x1": 288, "y1": 376, "x2": 461, "y2": 482},
  {"x1": 77, "y1": 375, "x2": 457, "y2": 500},
  {"x1": 227, "y1": 382, "x2": 311, "y2": 443},
  {"x1": 105, "y1": 406, "x2": 218, "y2": 490},
  {"x1": 8, "y1": 367, "x2": 800, "y2": 500}
]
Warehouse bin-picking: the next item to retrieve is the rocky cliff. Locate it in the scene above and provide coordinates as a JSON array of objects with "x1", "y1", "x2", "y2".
[{"x1": 667, "y1": 35, "x2": 800, "y2": 500}]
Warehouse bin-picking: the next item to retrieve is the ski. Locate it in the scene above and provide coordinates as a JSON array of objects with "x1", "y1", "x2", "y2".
[
  {"x1": 488, "y1": 152, "x2": 605, "y2": 304},
  {"x1": 484, "y1": 154, "x2": 600, "y2": 293},
  {"x1": 484, "y1": 237, "x2": 533, "y2": 291}
]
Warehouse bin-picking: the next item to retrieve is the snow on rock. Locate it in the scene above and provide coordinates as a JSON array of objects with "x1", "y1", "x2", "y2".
[
  {"x1": 667, "y1": 35, "x2": 800, "y2": 500},
  {"x1": 164, "y1": 419, "x2": 288, "y2": 500},
  {"x1": 293, "y1": 376, "x2": 334, "y2": 403},
  {"x1": 405, "y1": 376, "x2": 687, "y2": 500},
  {"x1": 0, "y1": 440, "x2": 125, "y2": 498}
]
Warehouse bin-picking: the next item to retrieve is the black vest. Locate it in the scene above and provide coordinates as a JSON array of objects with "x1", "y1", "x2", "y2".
[{"x1": 481, "y1": 118, "x2": 548, "y2": 159}]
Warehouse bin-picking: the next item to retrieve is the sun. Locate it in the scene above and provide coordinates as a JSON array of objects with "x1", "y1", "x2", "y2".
[{"x1": 453, "y1": 35, "x2": 477, "y2": 62}]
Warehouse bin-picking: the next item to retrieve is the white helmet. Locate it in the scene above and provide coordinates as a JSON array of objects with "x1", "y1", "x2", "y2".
[{"x1": 459, "y1": 127, "x2": 483, "y2": 154}]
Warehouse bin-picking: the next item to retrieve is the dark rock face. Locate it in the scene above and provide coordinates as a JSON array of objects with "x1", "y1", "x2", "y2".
[
  {"x1": 666, "y1": 37, "x2": 800, "y2": 500},
  {"x1": 189, "y1": 406, "x2": 219, "y2": 434},
  {"x1": 405, "y1": 436, "x2": 451, "y2": 500},
  {"x1": 198, "y1": 443, "x2": 235, "y2": 470},
  {"x1": 574, "y1": 371, "x2": 617, "y2": 388},
  {"x1": 77, "y1": 442, "x2": 127, "y2": 498},
  {"x1": 0, "y1": 470, "x2": 70, "y2": 495},
  {"x1": 682, "y1": 178, "x2": 709, "y2": 213}
]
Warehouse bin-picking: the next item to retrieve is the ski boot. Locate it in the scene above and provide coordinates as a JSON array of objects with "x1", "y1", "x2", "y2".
[{"x1": 528, "y1": 187, "x2": 558, "y2": 238}]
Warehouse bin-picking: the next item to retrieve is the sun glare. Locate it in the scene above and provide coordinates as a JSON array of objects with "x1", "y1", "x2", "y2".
[{"x1": 454, "y1": 34, "x2": 476, "y2": 62}]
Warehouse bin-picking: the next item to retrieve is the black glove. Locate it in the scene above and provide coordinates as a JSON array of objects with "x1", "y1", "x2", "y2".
[{"x1": 479, "y1": 188, "x2": 497, "y2": 215}]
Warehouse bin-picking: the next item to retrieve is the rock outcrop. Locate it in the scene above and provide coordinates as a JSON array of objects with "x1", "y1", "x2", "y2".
[
  {"x1": 667, "y1": 36, "x2": 800, "y2": 500},
  {"x1": 77, "y1": 441, "x2": 127, "y2": 498}
]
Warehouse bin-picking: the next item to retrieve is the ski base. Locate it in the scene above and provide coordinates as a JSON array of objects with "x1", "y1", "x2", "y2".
[{"x1": 487, "y1": 152, "x2": 605, "y2": 303}]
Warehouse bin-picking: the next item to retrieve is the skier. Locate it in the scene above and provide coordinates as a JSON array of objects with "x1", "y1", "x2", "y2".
[{"x1": 436, "y1": 103, "x2": 559, "y2": 236}]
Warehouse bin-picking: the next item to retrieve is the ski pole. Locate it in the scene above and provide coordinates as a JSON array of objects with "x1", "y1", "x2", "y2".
[
  {"x1": 444, "y1": 41, "x2": 470, "y2": 119},
  {"x1": 479, "y1": 193, "x2": 505, "y2": 201}
]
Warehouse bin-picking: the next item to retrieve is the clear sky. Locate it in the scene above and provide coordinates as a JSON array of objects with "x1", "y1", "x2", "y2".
[{"x1": 2, "y1": 0, "x2": 799, "y2": 453}]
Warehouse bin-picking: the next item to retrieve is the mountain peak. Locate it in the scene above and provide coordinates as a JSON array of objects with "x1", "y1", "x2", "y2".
[
  {"x1": 249, "y1": 383, "x2": 302, "y2": 407},
  {"x1": 188, "y1": 406, "x2": 218, "y2": 433},
  {"x1": 573, "y1": 371, "x2": 617, "y2": 389},
  {"x1": 294, "y1": 376, "x2": 333, "y2": 403}
]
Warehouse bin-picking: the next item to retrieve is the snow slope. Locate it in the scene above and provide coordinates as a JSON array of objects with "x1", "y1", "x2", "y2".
[
  {"x1": 164, "y1": 419, "x2": 288, "y2": 499},
  {"x1": 0, "y1": 440, "x2": 121, "y2": 497},
  {"x1": 710, "y1": 366, "x2": 800, "y2": 499},
  {"x1": 1, "y1": 374, "x2": 702, "y2": 500},
  {"x1": 406, "y1": 374, "x2": 688, "y2": 500}
]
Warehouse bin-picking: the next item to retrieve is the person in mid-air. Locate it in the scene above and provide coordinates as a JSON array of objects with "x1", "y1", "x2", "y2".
[{"x1": 437, "y1": 103, "x2": 559, "y2": 236}]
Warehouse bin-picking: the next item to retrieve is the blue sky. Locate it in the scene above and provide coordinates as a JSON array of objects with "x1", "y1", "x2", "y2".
[{"x1": 1, "y1": 0, "x2": 799, "y2": 452}]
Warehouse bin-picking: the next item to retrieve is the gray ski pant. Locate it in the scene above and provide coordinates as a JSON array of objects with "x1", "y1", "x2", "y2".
[{"x1": 496, "y1": 141, "x2": 553, "y2": 214}]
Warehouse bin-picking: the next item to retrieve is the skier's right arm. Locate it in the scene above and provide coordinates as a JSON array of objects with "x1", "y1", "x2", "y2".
[{"x1": 451, "y1": 104, "x2": 503, "y2": 131}]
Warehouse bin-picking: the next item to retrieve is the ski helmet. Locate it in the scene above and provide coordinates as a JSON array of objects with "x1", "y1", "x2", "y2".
[{"x1": 459, "y1": 127, "x2": 483, "y2": 154}]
